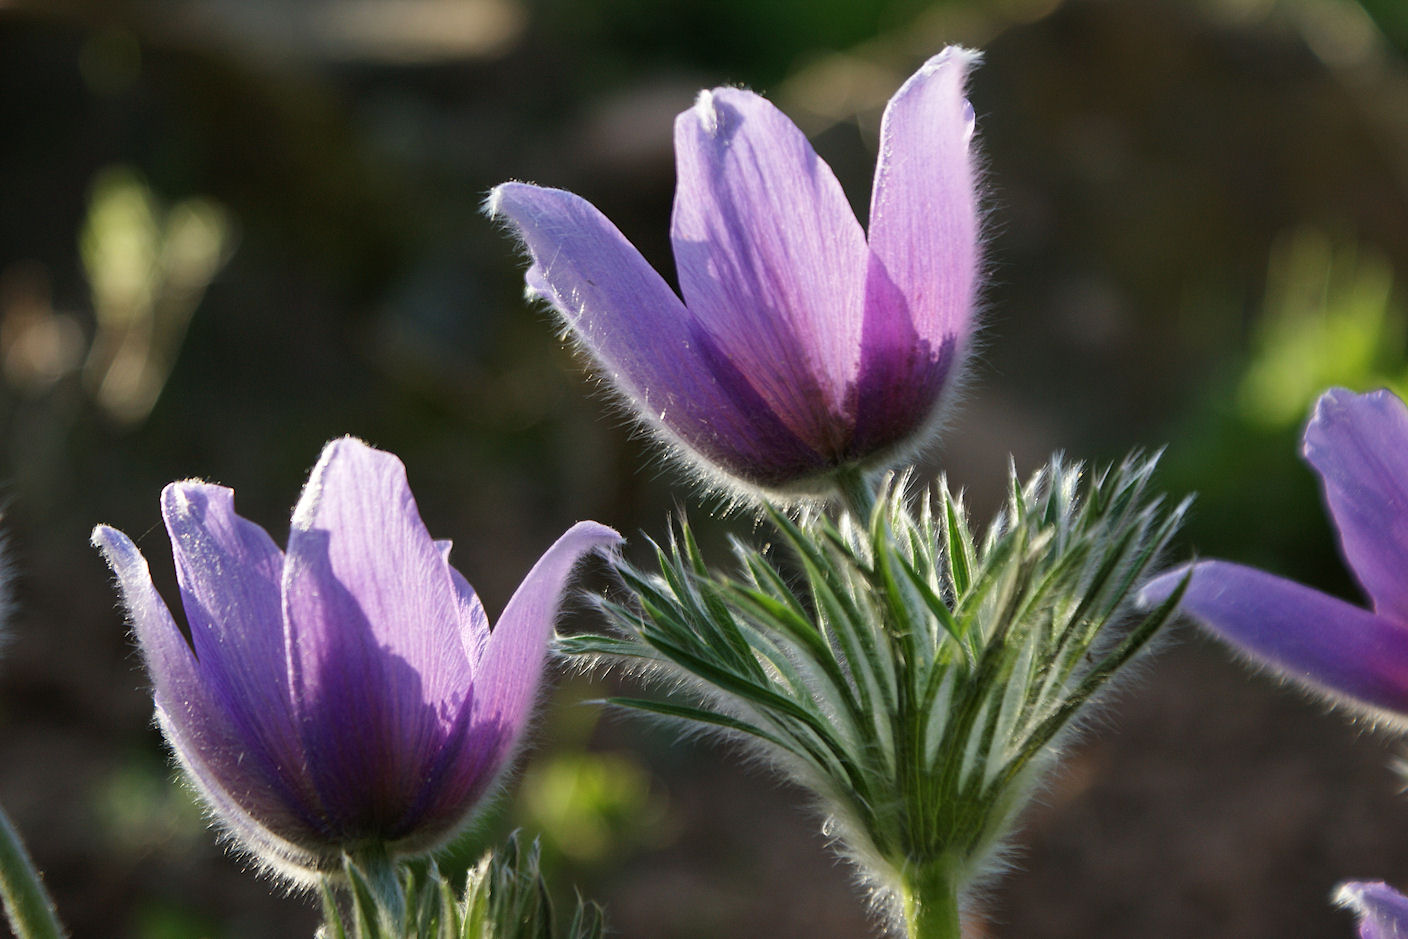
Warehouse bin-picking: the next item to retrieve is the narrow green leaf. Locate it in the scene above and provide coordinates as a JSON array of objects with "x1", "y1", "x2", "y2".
[
  {"x1": 607, "y1": 697, "x2": 794, "y2": 750},
  {"x1": 319, "y1": 879, "x2": 349, "y2": 939}
]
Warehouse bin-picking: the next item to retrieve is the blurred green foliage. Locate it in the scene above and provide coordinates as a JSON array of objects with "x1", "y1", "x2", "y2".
[
  {"x1": 1237, "y1": 228, "x2": 1403, "y2": 429},
  {"x1": 519, "y1": 752, "x2": 667, "y2": 867},
  {"x1": 1166, "y1": 225, "x2": 1406, "y2": 589}
]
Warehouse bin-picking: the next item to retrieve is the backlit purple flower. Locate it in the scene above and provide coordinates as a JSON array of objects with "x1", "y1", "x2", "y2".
[
  {"x1": 488, "y1": 48, "x2": 981, "y2": 496},
  {"x1": 1336, "y1": 881, "x2": 1408, "y2": 939},
  {"x1": 1142, "y1": 388, "x2": 1408, "y2": 724},
  {"x1": 91, "y1": 438, "x2": 619, "y2": 880}
]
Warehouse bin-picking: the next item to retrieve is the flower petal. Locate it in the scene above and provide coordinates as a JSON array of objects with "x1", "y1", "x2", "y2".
[
  {"x1": 162, "y1": 484, "x2": 313, "y2": 799},
  {"x1": 490, "y1": 182, "x2": 819, "y2": 485},
  {"x1": 153, "y1": 708, "x2": 323, "y2": 879},
  {"x1": 283, "y1": 437, "x2": 467, "y2": 835},
  {"x1": 868, "y1": 48, "x2": 980, "y2": 351},
  {"x1": 437, "y1": 540, "x2": 489, "y2": 667},
  {"x1": 467, "y1": 521, "x2": 621, "y2": 775},
  {"x1": 92, "y1": 524, "x2": 321, "y2": 859},
  {"x1": 671, "y1": 87, "x2": 870, "y2": 453},
  {"x1": 92, "y1": 524, "x2": 202, "y2": 719},
  {"x1": 1143, "y1": 561, "x2": 1408, "y2": 718},
  {"x1": 1335, "y1": 881, "x2": 1408, "y2": 939},
  {"x1": 1302, "y1": 388, "x2": 1408, "y2": 622},
  {"x1": 856, "y1": 48, "x2": 980, "y2": 453}
]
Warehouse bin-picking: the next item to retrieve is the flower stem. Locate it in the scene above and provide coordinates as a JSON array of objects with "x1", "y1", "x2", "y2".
[
  {"x1": 834, "y1": 466, "x2": 877, "y2": 524},
  {"x1": 900, "y1": 858, "x2": 963, "y2": 939},
  {"x1": 0, "y1": 802, "x2": 65, "y2": 939},
  {"x1": 345, "y1": 844, "x2": 405, "y2": 931}
]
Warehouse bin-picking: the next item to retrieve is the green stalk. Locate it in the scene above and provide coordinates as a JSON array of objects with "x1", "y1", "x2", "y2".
[
  {"x1": 0, "y1": 803, "x2": 65, "y2": 939},
  {"x1": 345, "y1": 843, "x2": 405, "y2": 933},
  {"x1": 834, "y1": 466, "x2": 878, "y2": 525},
  {"x1": 900, "y1": 857, "x2": 963, "y2": 939}
]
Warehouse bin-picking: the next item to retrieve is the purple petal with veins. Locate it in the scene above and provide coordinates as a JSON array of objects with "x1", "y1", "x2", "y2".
[{"x1": 93, "y1": 438, "x2": 620, "y2": 878}]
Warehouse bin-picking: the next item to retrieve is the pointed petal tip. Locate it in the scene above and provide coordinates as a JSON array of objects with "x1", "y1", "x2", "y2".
[
  {"x1": 1136, "y1": 564, "x2": 1193, "y2": 609},
  {"x1": 290, "y1": 435, "x2": 384, "y2": 532},
  {"x1": 899, "y1": 46, "x2": 982, "y2": 94},
  {"x1": 160, "y1": 478, "x2": 233, "y2": 521},
  {"x1": 91, "y1": 521, "x2": 194, "y2": 671},
  {"x1": 473, "y1": 518, "x2": 622, "y2": 710},
  {"x1": 1304, "y1": 385, "x2": 1402, "y2": 443},
  {"x1": 540, "y1": 519, "x2": 625, "y2": 575},
  {"x1": 888, "y1": 46, "x2": 981, "y2": 139},
  {"x1": 921, "y1": 45, "x2": 983, "y2": 75},
  {"x1": 1299, "y1": 386, "x2": 1408, "y2": 621},
  {"x1": 320, "y1": 434, "x2": 372, "y2": 456},
  {"x1": 92, "y1": 524, "x2": 153, "y2": 583},
  {"x1": 564, "y1": 518, "x2": 624, "y2": 549},
  {"x1": 483, "y1": 181, "x2": 559, "y2": 229},
  {"x1": 483, "y1": 183, "x2": 508, "y2": 219},
  {"x1": 1335, "y1": 880, "x2": 1408, "y2": 938},
  {"x1": 91, "y1": 522, "x2": 125, "y2": 555},
  {"x1": 1335, "y1": 880, "x2": 1378, "y2": 907},
  {"x1": 680, "y1": 85, "x2": 776, "y2": 141},
  {"x1": 691, "y1": 88, "x2": 722, "y2": 136},
  {"x1": 561, "y1": 520, "x2": 625, "y2": 568},
  {"x1": 485, "y1": 181, "x2": 542, "y2": 221}
]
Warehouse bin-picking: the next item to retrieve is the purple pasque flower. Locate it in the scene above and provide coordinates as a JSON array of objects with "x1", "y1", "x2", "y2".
[
  {"x1": 92, "y1": 437, "x2": 619, "y2": 881},
  {"x1": 489, "y1": 48, "x2": 981, "y2": 496},
  {"x1": 1142, "y1": 388, "x2": 1408, "y2": 723},
  {"x1": 1336, "y1": 881, "x2": 1408, "y2": 938}
]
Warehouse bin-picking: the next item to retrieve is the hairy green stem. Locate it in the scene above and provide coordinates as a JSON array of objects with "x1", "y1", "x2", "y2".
[
  {"x1": 347, "y1": 843, "x2": 405, "y2": 930},
  {"x1": 900, "y1": 858, "x2": 963, "y2": 939},
  {"x1": 834, "y1": 466, "x2": 878, "y2": 524},
  {"x1": 0, "y1": 803, "x2": 65, "y2": 939}
]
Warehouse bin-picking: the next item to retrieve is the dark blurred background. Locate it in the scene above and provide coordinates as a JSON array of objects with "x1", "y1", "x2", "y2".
[{"x1": 5, "y1": 0, "x2": 1408, "y2": 935}]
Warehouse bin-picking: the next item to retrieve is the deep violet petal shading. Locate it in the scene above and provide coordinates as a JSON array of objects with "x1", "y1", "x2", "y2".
[
  {"x1": 489, "y1": 182, "x2": 819, "y2": 485},
  {"x1": 285, "y1": 438, "x2": 465, "y2": 716},
  {"x1": 1143, "y1": 561, "x2": 1408, "y2": 717},
  {"x1": 468, "y1": 521, "x2": 621, "y2": 764},
  {"x1": 1336, "y1": 881, "x2": 1408, "y2": 939},
  {"x1": 92, "y1": 438, "x2": 619, "y2": 877},
  {"x1": 491, "y1": 49, "x2": 983, "y2": 495},
  {"x1": 92, "y1": 525, "x2": 324, "y2": 858},
  {"x1": 867, "y1": 47, "x2": 980, "y2": 355},
  {"x1": 1303, "y1": 388, "x2": 1408, "y2": 623},
  {"x1": 671, "y1": 87, "x2": 868, "y2": 450},
  {"x1": 283, "y1": 439, "x2": 473, "y2": 837},
  {"x1": 854, "y1": 48, "x2": 979, "y2": 455},
  {"x1": 1150, "y1": 389, "x2": 1408, "y2": 727},
  {"x1": 161, "y1": 484, "x2": 317, "y2": 815}
]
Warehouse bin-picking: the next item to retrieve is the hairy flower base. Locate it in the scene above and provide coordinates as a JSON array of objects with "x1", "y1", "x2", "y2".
[{"x1": 563, "y1": 455, "x2": 1186, "y2": 936}]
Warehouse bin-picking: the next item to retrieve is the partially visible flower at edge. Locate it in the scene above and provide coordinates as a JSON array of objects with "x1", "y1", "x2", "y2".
[
  {"x1": 91, "y1": 437, "x2": 620, "y2": 883},
  {"x1": 1336, "y1": 881, "x2": 1408, "y2": 939},
  {"x1": 1142, "y1": 387, "x2": 1408, "y2": 726},
  {"x1": 488, "y1": 47, "x2": 982, "y2": 501}
]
